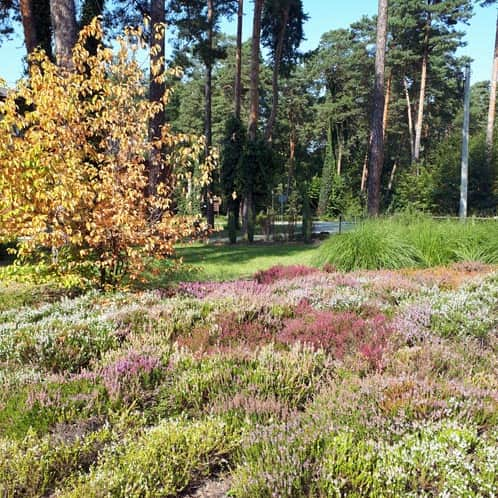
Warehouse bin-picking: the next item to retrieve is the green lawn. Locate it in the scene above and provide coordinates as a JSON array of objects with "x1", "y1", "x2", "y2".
[{"x1": 167, "y1": 241, "x2": 319, "y2": 282}]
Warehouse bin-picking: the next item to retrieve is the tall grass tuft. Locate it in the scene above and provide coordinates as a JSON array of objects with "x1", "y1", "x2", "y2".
[
  {"x1": 315, "y1": 215, "x2": 498, "y2": 271},
  {"x1": 314, "y1": 219, "x2": 420, "y2": 271}
]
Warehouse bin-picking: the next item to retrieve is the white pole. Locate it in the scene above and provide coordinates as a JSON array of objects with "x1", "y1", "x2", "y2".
[{"x1": 460, "y1": 63, "x2": 471, "y2": 220}]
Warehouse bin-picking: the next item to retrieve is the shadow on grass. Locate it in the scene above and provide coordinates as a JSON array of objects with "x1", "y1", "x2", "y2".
[
  {"x1": 143, "y1": 241, "x2": 321, "y2": 286},
  {"x1": 177, "y1": 242, "x2": 315, "y2": 265}
]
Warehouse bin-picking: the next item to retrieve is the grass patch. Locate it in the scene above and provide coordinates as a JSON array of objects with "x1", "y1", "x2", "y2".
[
  {"x1": 148, "y1": 242, "x2": 319, "y2": 284},
  {"x1": 315, "y1": 216, "x2": 498, "y2": 271}
]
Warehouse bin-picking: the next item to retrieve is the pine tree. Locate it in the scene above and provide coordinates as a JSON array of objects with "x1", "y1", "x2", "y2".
[
  {"x1": 262, "y1": 0, "x2": 307, "y2": 143},
  {"x1": 367, "y1": 0, "x2": 388, "y2": 216},
  {"x1": 50, "y1": 0, "x2": 77, "y2": 68}
]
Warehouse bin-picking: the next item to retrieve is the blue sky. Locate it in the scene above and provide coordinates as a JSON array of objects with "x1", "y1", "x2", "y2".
[{"x1": 0, "y1": 0, "x2": 497, "y2": 86}]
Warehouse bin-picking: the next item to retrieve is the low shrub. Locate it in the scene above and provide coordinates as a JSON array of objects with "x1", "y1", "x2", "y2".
[
  {"x1": 254, "y1": 264, "x2": 318, "y2": 284},
  {"x1": 318, "y1": 423, "x2": 498, "y2": 497},
  {"x1": 99, "y1": 351, "x2": 163, "y2": 403},
  {"x1": 277, "y1": 302, "x2": 392, "y2": 369},
  {"x1": 230, "y1": 419, "x2": 325, "y2": 498},
  {"x1": 61, "y1": 416, "x2": 241, "y2": 498},
  {"x1": 232, "y1": 418, "x2": 498, "y2": 498},
  {"x1": 0, "y1": 317, "x2": 117, "y2": 372},
  {"x1": 155, "y1": 345, "x2": 328, "y2": 418},
  {"x1": 0, "y1": 378, "x2": 107, "y2": 440},
  {"x1": 0, "y1": 294, "x2": 119, "y2": 372},
  {"x1": 0, "y1": 427, "x2": 113, "y2": 497}
]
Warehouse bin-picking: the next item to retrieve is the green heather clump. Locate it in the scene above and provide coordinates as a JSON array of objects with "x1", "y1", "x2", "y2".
[
  {"x1": 231, "y1": 420, "x2": 498, "y2": 498},
  {"x1": 316, "y1": 216, "x2": 498, "y2": 271},
  {"x1": 0, "y1": 427, "x2": 114, "y2": 497},
  {"x1": 0, "y1": 378, "x2": 107, "y2": 440},
  {"x1": 318, "y1": 423, "x2": 498, "y2": 497},
  {"x1": 154, "y1": 344, "x2": 328, "y2": 419},
  {"x1": 61, "y1": 416, "x2": 241, "y2": 498}
]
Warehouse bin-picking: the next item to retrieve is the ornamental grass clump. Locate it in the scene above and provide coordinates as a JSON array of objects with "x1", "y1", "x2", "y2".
[
  {"x1": 315, "y1": 219, "x2": 420, "y2": 271},
  {"x1": 316, "y1": 215, "x2": 498, "y2": 271}
]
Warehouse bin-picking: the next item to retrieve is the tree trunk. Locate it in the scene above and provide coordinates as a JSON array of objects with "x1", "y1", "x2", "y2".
[
  {"x1": 50, "y1": 0, "x2": 77, "y2": 68},
  {"x1": 243, "y1": 0, "x2": 263, "y2": 241},
  {"x1": 286, "y1": 127, "x2": 296, "y2": 196},
  {"x1": 264, "y1": 4, "x2": 290, "y2": 143},
  {"x1": 361, "y1": 149, "x2": 368, "y2": 193},
  {"x1": 234, "y1": 0, "x2": 243, "y2": 119},
  {"x1": 486, "y1": 11, "x2": 498, "y2": 165},
  {"x1": 367, "y1": 0, "x2": 388, "y2": 216},
  {"x1": 20, "y1": 0, "x2": 53, "y2": 61},
  {"x1": 404, "y1": 76, "x2": 416, "y2": 163},
  {"x1": 336, "y1": 136, "x2": 343, "y2": 176},
  {"x1": 388, "y1": 162, "x2": 397, "y2": 190},
  {"x1": 247, "y1": 0, "x2": 263, "y2": 141},
  {"x1": 382, "y1": 71, "x2": 391, "y2": 140},
  {"x1": 19, "y1": 0, "x2": 38, "y2": 55},
  {"x1": 205, "y1": 0, "x2": 215, "y2": 228},
  {"x1": 414, "y1": 18, "x2": 430, "y2": 163},
  {"x1": 147, "y1": 0, "x2": 166, "y2": 201}
]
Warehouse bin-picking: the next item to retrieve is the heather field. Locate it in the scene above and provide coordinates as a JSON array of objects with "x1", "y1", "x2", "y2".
[{"x1": 1, "y1": 262, "x2": 498, "y2": 497}]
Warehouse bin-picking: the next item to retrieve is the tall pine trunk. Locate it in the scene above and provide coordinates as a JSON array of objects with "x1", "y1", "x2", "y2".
[
  {"x1": 486, "y1": 12, "x2": 498, "y2": 165},
  {"x1": 20, "y1": 0, "x2": 53, "y2": 61},
  {"x1": 414, "y1": 18, "x2": 430, "y2": 163},
  {"x1": 205, "y1": 0, "x2": 215, "y2": 228},
  {"x1": 50, "y1": 0, "x2": 77, "y2": 68},
  {"x1": 367, "y1": 0, "x2": 388, "y2": 216},
  {"x1": 19, "y1": 0, "x2": 38, "y2": 55},
  {"x1": 147, "y1": 0, "x2": 166, "y2": 202},
  {"x1": 264, "y1": 4, "x2": 290, "y2": 143},
  {"x1": 248, "y1": 0, "x2": 263, "y2": 141},
  {"x1": 243, "y1": 0, "x2": 264, "y2": 241},
  {"x1": 382, "y1": 71, "x2": 391, "y2": 140},
  {"x1": 234, "y1": 0, "x2": 243, "y2": 119}
]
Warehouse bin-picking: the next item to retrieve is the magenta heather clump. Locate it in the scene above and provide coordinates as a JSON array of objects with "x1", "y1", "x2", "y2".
[
  {"x1": 100, "y1": 351, "x2": 162, "y2": 401},
  {"x1": 277, "y1": 302, "x2": 393, "y2": 367},
  {"x1": 216, "y1": 311, "x2": 277, "y2": 348},
  {"x1": 254, "y1": 265, "x2": 318, "y2": 285},
  {"x1": 178, "y1": 280, "x2": 269, "y2": 299}
]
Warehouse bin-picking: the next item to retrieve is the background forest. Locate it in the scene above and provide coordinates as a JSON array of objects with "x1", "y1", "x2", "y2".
[{"x1": 1, "y1": 0, "x2": 498, "y2": 236}]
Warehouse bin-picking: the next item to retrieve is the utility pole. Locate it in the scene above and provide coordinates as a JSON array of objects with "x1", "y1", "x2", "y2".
[{"x1": 460, "y1": 63, "x2": 471, "y2": 220}]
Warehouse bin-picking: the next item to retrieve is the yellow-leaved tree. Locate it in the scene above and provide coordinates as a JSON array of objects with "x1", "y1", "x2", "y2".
[{"x1": 0, "y1": 19, "x2": 213, "y2": 287}]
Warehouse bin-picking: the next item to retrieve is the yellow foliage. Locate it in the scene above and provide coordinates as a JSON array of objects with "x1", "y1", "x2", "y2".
[{"x1": 0, "y1": 19, "x2": 212, "y2": 287}]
